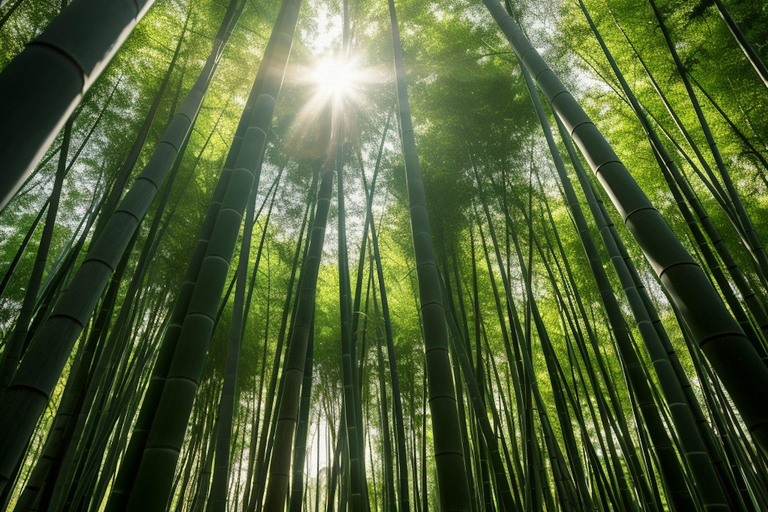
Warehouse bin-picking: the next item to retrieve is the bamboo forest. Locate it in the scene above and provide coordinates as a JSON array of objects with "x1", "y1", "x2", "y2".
[{"x1": 2, "y1": 0, "x2": 768, "y2": 509}]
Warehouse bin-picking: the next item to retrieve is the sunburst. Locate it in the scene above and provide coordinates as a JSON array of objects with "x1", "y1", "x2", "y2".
[{"x1": 287, "y1": 54, "x2": 383, "y2": 159}]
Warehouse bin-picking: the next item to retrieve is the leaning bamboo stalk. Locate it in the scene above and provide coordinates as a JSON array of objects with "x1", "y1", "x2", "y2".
[
  {"x1": 369, "y1": 268, "x2": 397, "y2": 512},
  {"x1": 647, "y1": 0, "x2": 768, "y2": 286},
  {"x1": 576, "y1": 0, "x2": 768, "y2": 358},
  {"x1": 103, "y1": 5, "x2": 287, "y2": 507},
  {"x1": 440, "y1": 275, "x2": 519, "y2": 511},
  {"x1": 288, "y1": 318, "x2": 315, "y2": 512},
  {"x1": 253, "y1": 177, "x2": 318, "y2": 512},
  {"x1": 536, "y1": 236, "x2": 616, "y2": 510},
  {"x1": 520, "y1": 37, "x2": 729, "y2": 506},
  {"x1": 471, "y1": 203, "x2": 544, "y2": 510},
  {"x1": 495, "y1": 59, "x2": 696, "y2": 507},
  {"x1": 0, "y1": 0, "x2": 156, "y2": 208},
  {"x1": 592, "y1": 182, "x2": 755, "y2": 510},
  {"x1": 559, "y1": 113, "x2": 731, "y2": 509},
  {"x1": 93, "y1": 8, "x2": 190, "y2": 238},
  {"x1": 690, "y1": 75, "x2": 768, "y2": 176},
  {"x1": 712, "y1": 0, "x2": 768, "y2": 89},
  {"x1": 207, "y1": 159, "x2": 285, "y2": 512},
  {"x1": 495, "y1": 189, "x2": 583, "y2": 510},
  {"x1": 123, "y1": 2, "x2": 300, "y2": 509},
  {"x1": 610, "y1": 17, "x2": 735, "y2": 221},
  {"x1": 1, "y1": 74, "x2": 122, "y2": 387},
  {"x1": 46, "y1": 98, "x2": 220, "y2": 512},
  {"x1": 481, "y1": 0, "x2": 768, "y2": 455},
  {"x1": 0, "y1": 0, "x2": 243, "y2": 495},
  {"x1": 553, "y1": 270, "x2": 648, "y2": 509},
  {"x1": 0, "y1": 201, "x2": 48, "y2": 299}
]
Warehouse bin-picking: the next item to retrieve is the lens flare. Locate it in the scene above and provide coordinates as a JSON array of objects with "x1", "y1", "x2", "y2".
[
  {"x1": 285, "y1": 54, "x2": 384, "y2": 159},
  {"x1": 310, "y1": 57, "x2": 360, "y2": 100}
]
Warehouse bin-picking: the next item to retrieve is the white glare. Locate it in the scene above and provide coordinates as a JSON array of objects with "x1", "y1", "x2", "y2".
[
  {"x1": 286, "y1": 54, "x2": 385, "y2": 158},
  {"x1": 310, "y1": 57, "x2": 360, "y2": 100}
]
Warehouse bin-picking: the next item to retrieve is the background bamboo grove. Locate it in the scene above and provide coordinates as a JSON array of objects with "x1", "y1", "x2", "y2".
[{"x1": 0, "y1": 0, "x2": 767, "y2": 510}]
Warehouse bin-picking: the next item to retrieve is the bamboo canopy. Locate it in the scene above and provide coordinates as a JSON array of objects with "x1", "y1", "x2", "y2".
[{"x1": 0, "y1": 0, "x2": 767, "y2": 510}]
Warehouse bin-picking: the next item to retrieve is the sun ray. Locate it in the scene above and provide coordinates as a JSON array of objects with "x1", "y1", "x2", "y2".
[
  {"x1": 286, "y1": 54, "x2": 384, "y2": 159},
  {"x1": 310, "y1": 57, "x2": 360, "y2": 100}
]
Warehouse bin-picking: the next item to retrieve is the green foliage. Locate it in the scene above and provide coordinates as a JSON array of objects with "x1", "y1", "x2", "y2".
[{"x1": 1, "y1": 0, "x2": 768, "y2": 509}]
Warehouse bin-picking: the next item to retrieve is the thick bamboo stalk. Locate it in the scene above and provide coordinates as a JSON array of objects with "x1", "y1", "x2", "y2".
[
  {"x1": 206, "y1": 162, "x2": 284, "y2": 512},
  {"x1": 387, "y1": 0, "x2": 473, "y2": 508},
  {"x1": 481, "y1": 0, "x2": 768, "y2": 455},
  {"x1": 0, "y1": 0, "x2": 242, "y2": 494},
  {"x1": 0, "y1": 0, "x2": 155, "y2": 208},
  {"x1": 103, "y1": 6, "x2": 286, "y2": 507},
  {"x1": 578, "y1": 0, "x2": 768, "y2": 356},
  {"x1": 521, "y1": 26, "x2": 730, "y2": 503},
  {"x1": 124, "y1": 3, "x2": 300, "y2": 510},
  {"x1": 247, "y1": 162, "x2": 317, "y2": 512}
]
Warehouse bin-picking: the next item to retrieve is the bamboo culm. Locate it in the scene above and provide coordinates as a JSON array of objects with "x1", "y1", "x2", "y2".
[
  {"x1": 0, "y1": 0, "x2": 242, "y2": 497},
  {"x1": 482, "y1": 0, "x2": 768, "y2": 455},
  {"x1": 0, "y1": 0, "x2": 155, "y2": 208},
  {"x1": 388, "y1": 0, "x2": 473, "y2": 508}
]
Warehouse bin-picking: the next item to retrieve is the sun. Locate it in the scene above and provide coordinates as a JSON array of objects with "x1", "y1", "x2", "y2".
[
  {"x1": 285, "y1": 54, "x2": 384, "y2": 158},
  {"x1": 309, "y1": 57, "x2": 361, "y2": 100}
]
